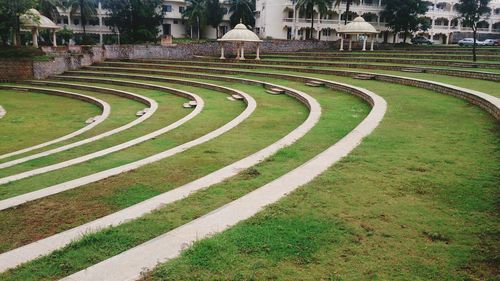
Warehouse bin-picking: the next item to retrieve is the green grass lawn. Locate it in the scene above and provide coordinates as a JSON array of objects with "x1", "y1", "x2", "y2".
[
  {"x1": 0, "y1": 85, "x2": 146, "y2": 163},
  {"x1": 0, "y1": 75, "x2": 368, "y2": 281},
  {"x1": 0, "y1": 90, "x2": 100, "y2": 154},
  {"x1": 142, "y1": 69, "x2": 499, "y2": 281},
  {"x1": 0, "y1": 81, "x2": 243, "y2": 200},
  {"x1": 0, "y1": 83, "x2": 188, "y2": 176},
  {"x1": 0, "y1": 77, "x2": 307, "y2": 255},
  {"x1": 0, "y1": 55, "x2": 497, "y2": 281}
]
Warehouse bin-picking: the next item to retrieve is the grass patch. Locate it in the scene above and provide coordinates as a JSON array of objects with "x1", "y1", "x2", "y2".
[
  {"x1": 0, "y1": 90, "x2": 99, "y2": 154},
  {"x1": 0, "y1": 77, "x2": 366, "y2": 280}
]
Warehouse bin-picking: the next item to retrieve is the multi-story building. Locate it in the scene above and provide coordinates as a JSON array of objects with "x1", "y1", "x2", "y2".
[
  {"x1": 56, "y1": 0, "x2": 232, "y2": 44},
  {"x1": 55, "y1": 0, "x2": 500, "y2": 45},
  {"x1": 255, "y1": 0, "x2": 500, "y2": 44}
]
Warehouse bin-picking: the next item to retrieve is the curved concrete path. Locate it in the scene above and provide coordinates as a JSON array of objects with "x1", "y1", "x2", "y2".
[
  {"x1": 0, "y1": 105, "x2": 5, "y2": 119},
  {"x1": 0, "y1": 86, "x2": 110, "y2": 160},
  {"x1": 95, "y1": 61, "x2": 500, "y2": 120},
  {"x1": 61, "y1": 80, "x2": 387, "y2": 281},
  {"x1": 0, "y1": 76, "x2": 321, "y2": 273},
  {"x1": 0, "y1": 82, "x2": 158, "y2": 169},
  {"x1": 0, "y1": 79, "x2": 255, "y2": 211}
]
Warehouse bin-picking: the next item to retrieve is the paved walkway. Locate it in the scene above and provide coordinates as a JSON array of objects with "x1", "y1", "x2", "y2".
[
  {"x1": 61, "y1": 81, "x2": 387, "y2": 281},
  {"x1": 0, "y1": 82, "x2": 158, "y2": 169},
  {"x1": 0, "y1": 77, "x2": 319, "y2": 273},
  {"x1": 0, "y1": 86, "x2": 110, "y2": 160},
  {"x1": 0, "y1": 79, "x2": 255, "y2": 212}
]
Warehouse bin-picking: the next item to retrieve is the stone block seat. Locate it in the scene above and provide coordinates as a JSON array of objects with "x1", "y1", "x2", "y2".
[
  {"x1": 354, "y1": 74, "x2": 376, "y2": 80},
  {"x1": 306, "y1": 80, "x2": 325, "y2": 87},
  {"x1": 266, "y1": 87, "x2": 285, "y2": 95}
]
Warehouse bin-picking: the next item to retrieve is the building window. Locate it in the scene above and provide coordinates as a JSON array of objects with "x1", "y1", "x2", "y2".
[
  {"x1": 179, "y1": 6, "x2": 185, "y2": 13},
  {"x1": 73, "y1": 18, "x2": 80, "y2": 25},
  {"x1": 163, "y1": 5, "x2": 172, "y2": 12},
  {"x1": 322, "y1": 29, "x2": 331, "y2": 36},
  {"x1": 174, "y1": 20, "x2": 179, "y2": 24}
]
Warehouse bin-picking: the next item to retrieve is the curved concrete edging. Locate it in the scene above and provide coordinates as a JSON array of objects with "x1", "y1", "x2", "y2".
[
  {"x1": 95, "y1": 61, "x2": 500, "y2": 120},
  {"x1": 0, "y1": 81, "x2": 201, "y2": 186},
  {"x1": 0, "y1": 78, "x2": 257, "y2": 212},
  {"x1": 0, "y1": 75, "x2": 322, "y2": 274},
  {"x1": 0, "y1": 82, "x2": 159, "y2": 169},
  {"x1": 61, "y1": 80, "x2": 387, "y2": 281},
  {"x1": 0, "y1": 105, "x2": 5, "y2": 119},
  {"x1": 0, "y1": 86, "x2": 111, "y2": 159}
]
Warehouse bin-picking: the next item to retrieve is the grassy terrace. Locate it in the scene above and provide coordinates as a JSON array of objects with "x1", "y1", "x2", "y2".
[
  {"x1": 0, "y1": 71, "x2": 368, "y2": 281},
  {"x1": 0, "y1": 83, "x2": 188, "y2": 175},
  {"x1": 136, "y1": 64, "x2": 498, "y2": 281},
  {"x1": 118, "y1": 60, "x2": 500, "y2": 97},
  {"x1": 0, "y1": 81, "x2": 244, "y2": 199},
  {"x1": 0, "y1": 89, "x2": 100, "y2": 154},
  {"x1": 0, "y1": 86, "x2": 146, "y2": 162},
  {"x1": 0, "y1": 77, "x2": 307, "y2": 254},
  {"x1": 0, "y1": 48, "x2": 498, "y2": 281}
]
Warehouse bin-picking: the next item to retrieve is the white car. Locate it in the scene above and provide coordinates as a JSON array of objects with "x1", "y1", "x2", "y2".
[
  {"x1": 458, "y1": 38, "x2": 485, "y2": 46},
  {"x1": 483, "y1": 39, "x2": 498, "y2": 46}
]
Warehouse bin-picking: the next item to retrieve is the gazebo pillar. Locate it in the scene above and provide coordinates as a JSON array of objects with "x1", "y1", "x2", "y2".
[
  {"x1": 255, "y1": 43, "x2": 261, "y2": 60},
  {"x1": 32, "y1": 27, "x2": 38, "y2": 48},
  {"x1": 370, "y1": 35, "x2": 375, "y2": 51},
  {"x1": 220, "y1": 43, "x2": 225, "y2": 59},
  {"x1": 362, "y1": 35, "x2": 367, "y2": 51},
  {"x1": 52, "y1": 29, "x2": 57, "y2": 47},
  {"x1": 240, "y1": 43, "x2": 245, "y2": 60},
  {"x1": 348, "y1": 36, "x2": 352, "y2": 51},
  {"x1": 339, "y1": 36, "x2": 344, "y2": 51},
  {"x1": 236, "y1": 43, "x2": 241, "y2": 59}
]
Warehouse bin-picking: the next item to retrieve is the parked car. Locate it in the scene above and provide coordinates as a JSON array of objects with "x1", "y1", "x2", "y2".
[
  {"x1": 458, "y1": 38, "x2": 486, "y2": 46},
  {"x1": 483, "y1": 39, "x2": 500, "y2": 46},
  {"x1": 411, "y1": 36, "x2": 433, "y2": 45}
]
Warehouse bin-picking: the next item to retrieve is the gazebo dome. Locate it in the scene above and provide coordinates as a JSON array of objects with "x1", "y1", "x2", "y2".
[
  {"x1": 218, "y1": 23, "x2": 262, "y2": 42},
  {"x1": 339, "y1": 16, "x2": 378, "y2": 34},
  {"x1": 20, "y1": 9, "x2": 60, "y2": 30}
]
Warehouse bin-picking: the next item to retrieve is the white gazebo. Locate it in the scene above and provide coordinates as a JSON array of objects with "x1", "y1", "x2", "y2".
[
  {"x1": 217, "y1": 23, "x2": 263, "y2": 60},
  {"x1": 20, "y1": 9, "x2": 60, "y2": 48},
  {"x1": 338, "y1": 16, "x2": 379, "y2": 51}
]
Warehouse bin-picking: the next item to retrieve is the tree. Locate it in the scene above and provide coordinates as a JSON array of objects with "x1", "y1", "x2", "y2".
[
  {"x1": 229, "y1": 0, "x2": 255, "y2": 28},
  {"x1": 38, "y1": 0, "x2": 63, "y2": 21},
  {"x1": 334, "y1": 0, "x2": 360, "y2": 25},
  {"x1": 65, "y1": 0, "x2": 97, "y2": 36},
  {"x1": 456, "y1": 0, "x2": 491, "y2": 62},
  {"x1": 103, "y1": 0, "x2": 163, "y2": 44},
  {"x1": 182, "y1": 0, "x2": 207, "y2": 40},
  {"x1": 206, "y1": 0, "x2": 224, "y2": 38},
  {"x1": 295, "y1": 0, "x2": 334, "y2": 40},
  {"x1": 0, "y1": 0, "x2": 37, "y2": 46},
  {"x1": 380, "y1": 0, "x2": 431, "y2": 44}
]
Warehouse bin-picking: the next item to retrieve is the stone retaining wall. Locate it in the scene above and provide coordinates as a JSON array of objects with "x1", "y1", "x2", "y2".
[
  {"x1": 3, "y1": 40, "x2": 331, "y2": 81},
  {"x1": 0, "y1": 59, "x2": 33, "y2": 82}
]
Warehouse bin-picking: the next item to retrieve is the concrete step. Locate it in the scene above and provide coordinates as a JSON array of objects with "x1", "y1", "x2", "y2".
[
  {"x1": 354, "y1": 74, "x2": 376, "y2": 80},
  {"x1": 306, "y1": 80, "x2": 325, "y2": 87},
  {"x1": 401, "y1": 68, "x2": 425, "y2": 73}
]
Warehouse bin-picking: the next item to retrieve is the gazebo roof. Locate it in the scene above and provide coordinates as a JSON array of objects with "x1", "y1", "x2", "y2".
[
  {"x1": 338, "y1": 16, "x2": 378, "y2": 34},
  {"x1": 218, "y1": 23, "x2": 262, "y2": 42},
  {"x1": 21, "y1": 9, "x2": 60, "y2": 30}
]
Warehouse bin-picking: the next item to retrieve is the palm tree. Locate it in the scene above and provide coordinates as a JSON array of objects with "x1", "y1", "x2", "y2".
[
  {"x1": 334, "y1": 0, "x2": 361, "y2": 25},
  {"x1": 38, "y1": 0, "x2": 63, "y2": 21},
  {"x1": 65, "y1": 0, "x2": 98, "y2": 35},
  {"x1": 182, "y1": 0, "x2": 207, "y2": 40},
  {"x1": 206, "y1": 0, "x2": 224, "y2": 38},
  {"x1": 295, "y1": 0, "x2": 334, "y2": 40},
  {"x1": 229, "y1": 0, "x2": 255, "y2": 28}
]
